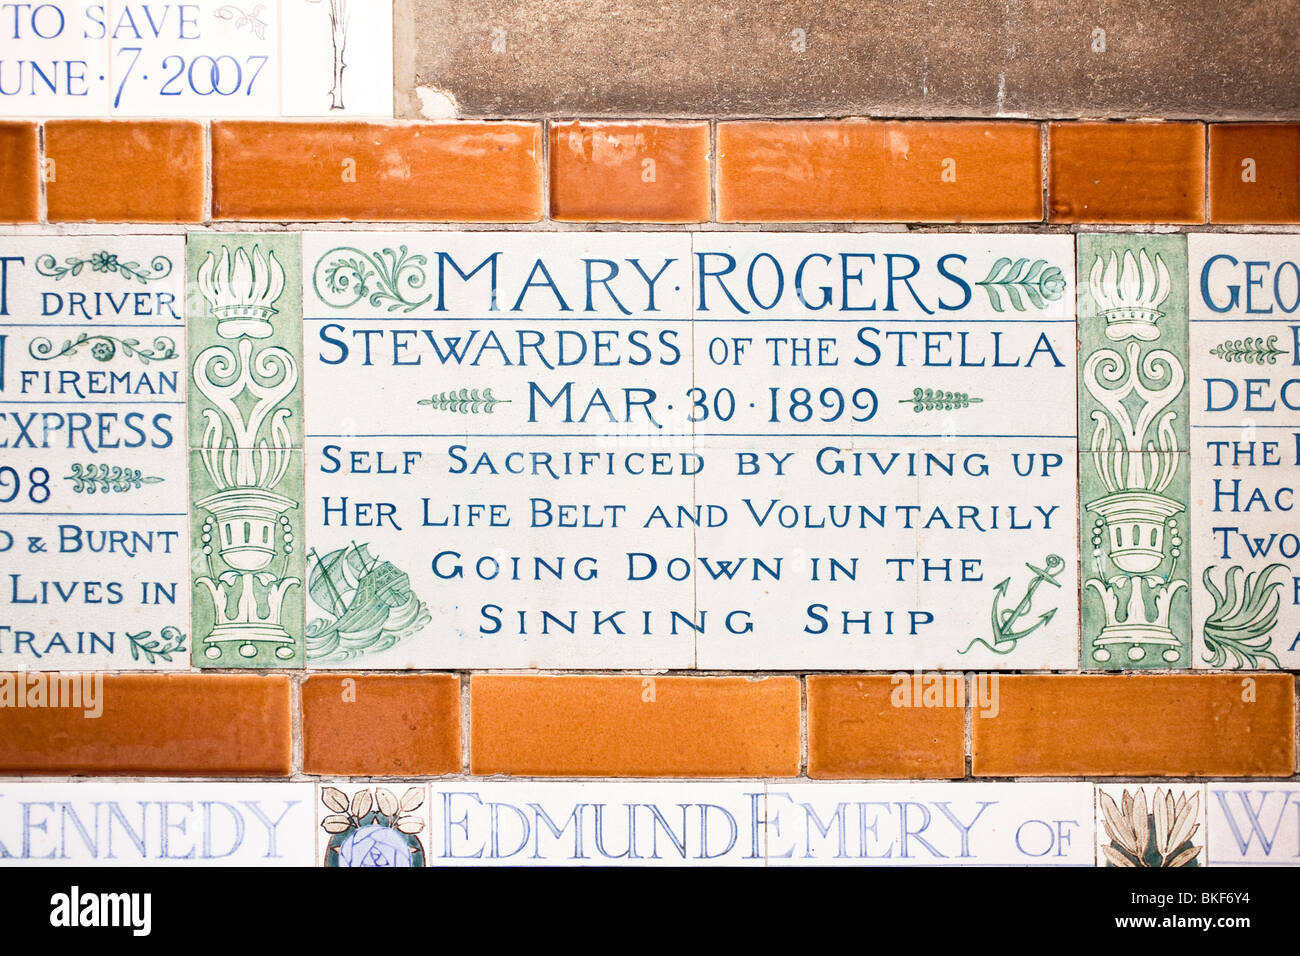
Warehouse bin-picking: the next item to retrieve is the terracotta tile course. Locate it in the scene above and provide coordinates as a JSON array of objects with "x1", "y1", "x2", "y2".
[
  {"x1": 716, "y1": 120, "x2": 1042, "y2": 222},
  {"x1": 470, "y1": 675, "x2": 799, "y2": 777},
  {"x1": 0, "y1": 122, "x2": 39, "y2": 223},
  {"x1": 212, "y1": 121, "x2": 543, "y2": 221},
  {"x1": 550, "y1": 120, "x2": 710, "y2": 222},
  {"x1": 0, "y1": 674, "x2": 291, "y2": 776},
  {"x1": 1209, "y1": 124, "x2": 1300, "y2": 223},
  {"x1": 44, "y1": 120, "x2": 205, "y2": 223},
  {"x1": 973, "y1": 675, "x2": 1295, "y2": 777},
  {"x1": 302, "y1": 674, "x2": 461, "y2": 776},
  {"x1": 1048, "y1": 122, "x2": 1205, "y2": 223},
  {"x1": 807, "y1": 675, "x2": 965, "y2": 779}
]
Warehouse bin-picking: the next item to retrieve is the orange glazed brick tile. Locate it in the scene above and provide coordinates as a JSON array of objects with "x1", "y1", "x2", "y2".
[
  {"x1": 0, "y1": 674, "x2": 290, "y2": 776},
  {"x1": 550, "y1": 120, "x2": 710, "y2": 222},
  {"x1": 302, "y1": 674, "x2": 460, "y2": 777},
  {"x1": 716, "y1": 120, "x2": 1042, "y2": 222},
  {"x1": 807, "y1": 675, "x2": 965, "y2": 779},
  {"x1": 470, "y1": 675, "x2": 799, "y2": 777},
  {"x1": 972, "y1": 675, "x2": 1295, "y2": 778},
  {"x1": 1209, "y1": 124, "x2": 1300, "y2": 223},
  {"x1": 0, "y1": 122, "x2": 38, "y2": 223},
  {"x1": 44, "y1": 120, "x2": 204, "y2": 223},
  {"x1": 212, "y1": 121, "x2": 543, "y2": 221},
  {"x1": 1048, "y1": 122, "x2": 1205, "y2": 223}
]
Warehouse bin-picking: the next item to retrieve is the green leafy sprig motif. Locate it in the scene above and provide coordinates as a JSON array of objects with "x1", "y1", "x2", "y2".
[
  {"x1": 65, "y1": 463, "x2": 164, "y2": 494},
  {"x1": 1209, "y1": 336, "x2": 1285, "y2": 364},
  {"x1": 35, "y1": 251, "x2": 172, "y2": 284},
  {"x1": 977, "y1": 258, "x2": 1065, "y2": 312},
  {"x1": 315, "y1": 246, "x2": 431, "y2": 313},
  {"x1": 28, "y1": 334, "x2": 177, "y2": 366},
  {"x1": 900, "y1": 387, "x2": 983, "y2": 413},
  {"x1": 418, "y1": 388, "x2": 511, "y2": 414},
  {"x1": 127, "y1": 627, "x2": 187, "y2": 664},
  {"x1": 1201, "y1": 564, "x2": 1286, "y2": 669}
]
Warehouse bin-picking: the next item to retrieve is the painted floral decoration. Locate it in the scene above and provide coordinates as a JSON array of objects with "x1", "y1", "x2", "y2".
[
  {"x1": 321, "y1": 786, "x2": 425, "y2": 867},
  {"x1": 1100, "y1": 788, "x2": 1201, "y2": 867}
]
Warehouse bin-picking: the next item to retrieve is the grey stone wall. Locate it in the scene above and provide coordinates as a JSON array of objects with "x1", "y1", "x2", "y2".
[{"x1": 397, "y1": 0, "x2": 1299, "y2": 119}]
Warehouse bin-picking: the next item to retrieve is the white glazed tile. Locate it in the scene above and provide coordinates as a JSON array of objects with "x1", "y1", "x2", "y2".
[
  {"x1": 765, "y1": 782, "x2": 1094, "y2": 866},
  {"x1": 1096, "y1": 783, "x2": 1207, "y2": 869},
  {"x1": 301, "y1": 232, "x2": 695, "y2": 668},
  {"x1": 106, "y1": 1, "x2": 281, "y2": 116},
  {"x1": 279, "y1": 0, "x2": 393, "y2": 116},
  {"x1": 316, "y1": 781, "x2": 430, "y2": 867},
  {"x1": 303, "y1": 435, "x2": 697, "y2": 669},
  {"x1": 1188, "y1": 234, "x2": 1300, "y2": 670},
  {"x1": 0, "y1": 782, "x2": 313, "y2": 865},
  {"x1": 428, "y1": 783, "x2": 765, "y2": 866},
  {"x1": 0, "y1": 2, "x2": 112, "y2": 116},
  {"x1": 0, "y1": 236, "x2": 189, "y2": 670},
  {"x1": 691, "y1": 233, "x2": 1077, "y2": 670},
  {"x1": 1206, "y1": 783, "x2": 1300, "y2": 866}
]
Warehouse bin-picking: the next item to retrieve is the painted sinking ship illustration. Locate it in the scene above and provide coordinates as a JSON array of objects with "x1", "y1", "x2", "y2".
[{"x1": 306, "y1": 543, "x2": 430, "y2": 663}]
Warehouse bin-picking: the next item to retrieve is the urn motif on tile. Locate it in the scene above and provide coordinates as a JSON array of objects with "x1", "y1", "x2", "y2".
[
  {"x1": 189, "y1": 236, "x2": 306, "y2": 667},
  {"x1": 1079, "y1": 237, "x2": 1191, "y2": 668}
]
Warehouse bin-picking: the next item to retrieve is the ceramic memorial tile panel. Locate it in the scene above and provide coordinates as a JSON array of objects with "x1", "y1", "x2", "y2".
[
  {"x1": 1077, "y1": 234, "x2": 1192, "y2": 669},
  {"x1": 1095, "y1": 783, "x2": 1207, "y2": 868},
  {"x1": 764, "y1": 783, "x2": 1095, "y2": 866},
  {"x1": 1206, "y1": 784, "x2": 1300, "y2": 866},
  {"x1": 0, "y1": 236, "x2": 189, "y2": 670},
  {"x1": 1188, "y1": 235, "x2": 1300, "y2": 670},
  {"x1": 690, "y1": 234, "x2": 1078, "y2": 670},
  {"x1": 0, "y1": 1, "x2": 393, "y2": 117},
  {"x1": 188, "y1": 233, "x2": 305, "y2": 668},
  {"x1": 301, "y1": 232, "x2": 696, "y2": 669},
  {"x1": 0, "y1": 782, "x2": 314, "y2": 865}
]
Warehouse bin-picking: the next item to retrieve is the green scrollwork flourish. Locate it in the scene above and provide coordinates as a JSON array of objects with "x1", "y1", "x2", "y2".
[{"x1": 313, "y1": 245, "x2": 431, "y2": 313}]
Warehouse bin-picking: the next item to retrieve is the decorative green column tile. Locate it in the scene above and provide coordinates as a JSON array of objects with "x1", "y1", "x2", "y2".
[
  {"x1": 188, "y1": 234, "x2": 305, "y2": 668},
  {"x1": 1078, "y1": 235, "x2": 1191, "y2": 669}
]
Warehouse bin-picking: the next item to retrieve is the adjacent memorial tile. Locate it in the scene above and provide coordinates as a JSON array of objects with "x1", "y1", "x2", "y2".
[
  {"x1": 0, "y1": 1, "x2": 393, "y2": 117},
  {"x1": 1078, "y1": 234, "x2": 1192, "y2": 669},
  {"x1": 427, "y1": 783, "x2": 764, "y2": 866},
  {"x1": 0, "y1": 782, "x2": 314, "y2": 865},
  {"x1": 301, "y1": 232, "x2": 695, "y2": 669},
  {"x1": 764, "y1": 783, "x2": 1094, "y2": 866},
  {"x1": 188, "y1": 233, "x2": 305, "y2": 667},
  {"x1": 1189, "y1": 234, "x2": 1300, "y2": 670},
  {"x1": 279, "y1": 0, "x2": 394, "y2": 116},
  {"x1": 0, "y1": 236, "x2": 188, "y2": 670},
  {"x1": 1206, "y1": 784, "x2": 1300, "y2": 866},
  {"x1": 691, "y1": 234, "x2": 1078, "y2": 670},
  {"x1": 316, "y1": 782, "x2": 430, "y2": 867},
  {"x1": 1096, "y1": 783, "x2": 1206, "y2": 868}
]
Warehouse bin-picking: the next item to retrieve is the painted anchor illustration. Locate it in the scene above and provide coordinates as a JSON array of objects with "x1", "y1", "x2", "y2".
[{"x1": 960, "y1": 553, "x2": 1064, "y2": 655}]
